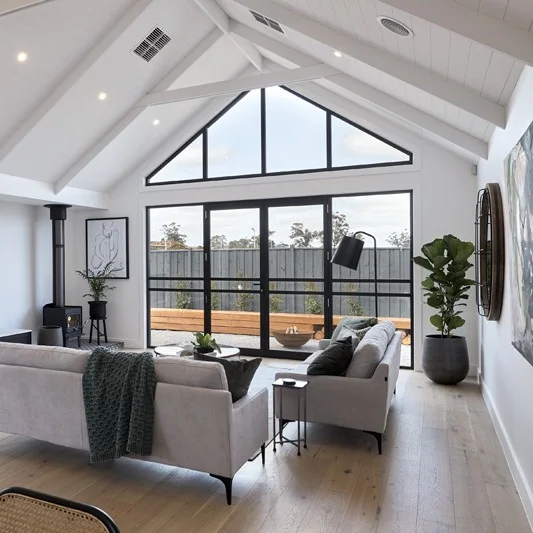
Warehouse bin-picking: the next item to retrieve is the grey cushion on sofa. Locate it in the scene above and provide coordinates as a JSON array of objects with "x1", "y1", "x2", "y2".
[
  {"x1": 330, "y1": 317, "x2": 378, "y2": 342},
  {"x1": 345, "y1": 321, "x2": 396, "y2": 378}
]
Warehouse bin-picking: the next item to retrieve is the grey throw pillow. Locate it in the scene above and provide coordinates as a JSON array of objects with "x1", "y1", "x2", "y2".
[
  {"x1": 307, "y1": 337, "x2": 353, "y2": 376},
  {"x1": 330, "y1": 317, "x2": 378, "y2": 342},
  {"x1": 193, "y1": 353, "x2": 262, "y2": 402},
  {"x1": 345, "y1": 322, "x2": 396, "y2": 378}
]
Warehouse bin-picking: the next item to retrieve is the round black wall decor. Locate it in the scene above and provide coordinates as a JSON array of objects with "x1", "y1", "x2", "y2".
[{"x1": 475, "y1": 183, "x2": 505, "y2": 321}]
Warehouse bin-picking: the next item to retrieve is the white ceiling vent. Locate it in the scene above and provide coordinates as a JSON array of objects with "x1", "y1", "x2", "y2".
[
  {"x1": 250, "y1": 10, "x2": 285, "y2": 34},
  {"x1": 133, "y1": 27, "x2": 171, "y2": 62},
  {"x1": 377, "y1": 16, "x2": 413, "y2": 37}
]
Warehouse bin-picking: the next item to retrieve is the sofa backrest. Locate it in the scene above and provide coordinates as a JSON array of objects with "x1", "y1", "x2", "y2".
[
  {"x1": 154, "y1": 357, "x2": 228, "y2": 391},
  {"x1": 345, "y1": 321, "x2": 396, "y2": 378},
  {"x1": 0, "y1": 342, "x2": 91, "y2": 373}
]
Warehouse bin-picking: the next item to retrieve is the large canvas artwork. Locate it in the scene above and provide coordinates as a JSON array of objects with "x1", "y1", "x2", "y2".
[{"x1": 505, "y1": 122, "x2": 533, "y2": 365}]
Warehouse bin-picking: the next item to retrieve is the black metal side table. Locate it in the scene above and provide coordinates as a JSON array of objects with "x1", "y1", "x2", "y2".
[{"x1": 272, "y1": 378, "x2": 308, "y2": 456}]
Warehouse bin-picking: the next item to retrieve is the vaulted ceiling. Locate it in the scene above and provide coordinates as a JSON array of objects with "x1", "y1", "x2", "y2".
[{"x1": 0, "y1": 0, "x2": 531, "y2": 208}]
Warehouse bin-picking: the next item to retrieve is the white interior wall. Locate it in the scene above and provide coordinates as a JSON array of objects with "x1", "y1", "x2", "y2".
[
  {"x1": 476, "y1": 66, "x2": 533, "y2": 525},
  {"x1": 65, "y1": 128, "x2": 478, "y2": 373},
  {"x1": 0, "y1": 202, "x2": 51, "y2": 338}
]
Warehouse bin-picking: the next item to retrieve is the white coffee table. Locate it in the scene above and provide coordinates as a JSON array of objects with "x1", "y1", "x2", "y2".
[{"x1": 154, "y1": 345, "x2": 240, "y2": 359}]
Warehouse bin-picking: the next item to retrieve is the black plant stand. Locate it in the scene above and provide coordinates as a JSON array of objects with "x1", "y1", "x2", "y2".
[{"x1": 89, "y1": 318, "x2": 107, "y2": 345}]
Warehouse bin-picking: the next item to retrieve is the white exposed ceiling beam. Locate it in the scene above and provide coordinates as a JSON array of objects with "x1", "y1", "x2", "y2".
[
  {"x1": 53, "y1": 29, "x2": 222, "y2": 194},
  {"x1": 0, "y1": 0, "x2": 56, "y2": 17},
  {"x1": 0, "y1": 0, "x2": 154, "y2": 162},
  {"x1": 380, "y1": 0, "x2": 533, "y2": 66},
  {"x1": 193, "y1": 0, "x2": 262, "y2": 70},
  {"x1": 0, "y1": 172, "x2": 108, "y2": 208},
  {"x1": 235, "y1": 24, "x2": 488, "y2": 159},
  {"x1": 233, "y1": 0, "x2": 505, "y2": 129},
  {"x1": 137, "y1": 63, "x2": 337, "y2": 107}
]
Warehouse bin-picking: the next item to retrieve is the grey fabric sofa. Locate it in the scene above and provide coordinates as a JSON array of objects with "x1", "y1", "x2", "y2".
[
  {"x1": 0, "y1": 342, "x2": 268, "y2": 504},
  {"x1": 274, "y1": 328, "x2": 402, "y2": 454}
]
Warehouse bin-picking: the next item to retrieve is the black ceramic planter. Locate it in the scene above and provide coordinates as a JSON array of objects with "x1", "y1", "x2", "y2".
[
  {"x1": 89, "y1": 301, "x2": 107, "y2": 319},
  {"x1": 422, "y1": 335, "x2": 469, "y2": 385}
]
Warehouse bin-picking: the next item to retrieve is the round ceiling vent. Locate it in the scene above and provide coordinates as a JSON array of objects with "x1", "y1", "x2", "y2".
[{"x1": 377, "y1": 16, "x2": 413, "y2": 37}]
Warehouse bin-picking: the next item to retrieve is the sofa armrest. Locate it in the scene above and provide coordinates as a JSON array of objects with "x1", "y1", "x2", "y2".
[
  {"x1": 318, "y1": 339, "x2": 331, "y2": 350},
  {"x1": 230, "y1": 387, "x2": 269, "y2": 475}
]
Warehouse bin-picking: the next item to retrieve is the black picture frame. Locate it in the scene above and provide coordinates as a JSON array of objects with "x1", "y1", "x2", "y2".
[{"x1": 85, "y1": 217, "x2": 129, "y2": 279}]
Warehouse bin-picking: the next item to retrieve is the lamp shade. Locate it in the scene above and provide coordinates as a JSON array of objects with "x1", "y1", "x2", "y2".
[{"x1": 331, "y1": 235, "x2": 364, "y2": 271}]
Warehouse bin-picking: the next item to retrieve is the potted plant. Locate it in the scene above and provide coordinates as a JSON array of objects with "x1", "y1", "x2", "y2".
[
  {"x1": 76, "y1": 261, "x2": 121, "y2": 319},
  {"x1": 413, "y1": 234, "x2": 475, "y2": 384},
  {"x1": 192, "y1": 332, "x2": 221, "y2": 355}
]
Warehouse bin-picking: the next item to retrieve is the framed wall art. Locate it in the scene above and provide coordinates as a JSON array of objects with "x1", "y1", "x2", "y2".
[{"x1": 86, "y1": 217, "x2": 129, "y2": 279}]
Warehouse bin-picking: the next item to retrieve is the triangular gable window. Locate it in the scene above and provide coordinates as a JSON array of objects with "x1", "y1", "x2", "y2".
[{"x1": 147, "y1": 86, "x2": 412, "y2": 186}]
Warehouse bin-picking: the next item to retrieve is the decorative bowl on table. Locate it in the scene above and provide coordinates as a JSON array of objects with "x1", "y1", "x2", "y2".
[{"x1": 271, "y1": 330, "x2": 314, "y2": 348}]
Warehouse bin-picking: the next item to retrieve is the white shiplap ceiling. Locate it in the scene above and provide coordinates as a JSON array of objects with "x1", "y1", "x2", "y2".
[{"x1": 0, "y1": 0, "x2": 530, "y2": 207}]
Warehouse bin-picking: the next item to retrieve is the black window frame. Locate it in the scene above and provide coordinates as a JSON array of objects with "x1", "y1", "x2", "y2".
[{"x1": 145, "y1": 86, "x2": 413, "y2": 187}]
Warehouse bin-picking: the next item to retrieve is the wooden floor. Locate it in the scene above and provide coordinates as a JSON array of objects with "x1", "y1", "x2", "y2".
[{"x1": 0, "y1": 370, "x2": 530, "y2": 533}]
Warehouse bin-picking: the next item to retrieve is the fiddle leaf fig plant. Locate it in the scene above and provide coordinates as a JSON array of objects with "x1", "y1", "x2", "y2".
[
  {"x1": 413, "y1": 235, "x2": 476, "y2": 337},
  {"x1": 192, "y1": 332, "x2": 221, "y2": 354}
]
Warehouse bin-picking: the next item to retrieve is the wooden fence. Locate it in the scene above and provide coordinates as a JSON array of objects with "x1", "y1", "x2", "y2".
[{"x1": 149, "y1": 247, "x2": 411, "y2": 317}]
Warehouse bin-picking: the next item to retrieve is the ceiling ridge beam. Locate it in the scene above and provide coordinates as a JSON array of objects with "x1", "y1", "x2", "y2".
[
  {"x1": 53, "y1": 29, "x2": 222, "y2": 194},
  {"x1": 193, "y1": 0, "x2": 262, "y2": 70},
  {"x1": 237, "y1": 24, "x2": 487, "y2": 159},
  {"x1": 380, "y1": 0, "x2": 533, "y2": 66},
  {"x1": 0, "y1": 0, "x2": 154, "y2": 163},
  {"x1": 137, "y1": 63, "x2": 338, "y2": 107},
  {"x1": 232, "y1": 0, "x2": 505, "y2": 129}
]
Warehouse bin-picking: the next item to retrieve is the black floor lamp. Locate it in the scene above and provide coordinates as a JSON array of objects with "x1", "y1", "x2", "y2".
[{"x1": 331, "y1": 231, "x2": 378, "y2": 319}]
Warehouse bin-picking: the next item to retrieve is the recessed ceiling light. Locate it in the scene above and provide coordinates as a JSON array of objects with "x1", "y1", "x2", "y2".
[
  {"x1": 17, "y1": 52, "x2": 28, "y2": 63},
  {"x1": 334, "y1": 50, "x2": 342, "y2": 58},
  {"x1": 97, "y1": 92, "x2": 107, "y2": 101},
  {"x1": 152, "y1": 119, "x2": 160, "y2": 126}
]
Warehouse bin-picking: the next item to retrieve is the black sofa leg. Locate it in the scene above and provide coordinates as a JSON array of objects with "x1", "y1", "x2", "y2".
[
  {"x1": 210, "y1": 474, "x2": 233, "y2": 505},
  {"x1": 261, "y1": 443, "x2": 266, "y2": 465},
  {"x1": 363, "y1": 431, "x2": 383, "y2": 455}
]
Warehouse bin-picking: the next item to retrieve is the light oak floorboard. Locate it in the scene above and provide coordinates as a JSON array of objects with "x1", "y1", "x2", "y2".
[{"x1": 0, "y1": 370, "x2": 528, "y2": 533}]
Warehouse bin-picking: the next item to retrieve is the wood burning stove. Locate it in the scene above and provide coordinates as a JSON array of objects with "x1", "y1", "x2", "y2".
[{"x1": 42, "y1": 204, "x2": 83, "y2": 347}]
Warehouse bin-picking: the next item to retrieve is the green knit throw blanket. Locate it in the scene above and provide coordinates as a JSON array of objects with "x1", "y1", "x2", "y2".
[{"x1": 82, "y1": 347, "x2": 156, "y2": 464}]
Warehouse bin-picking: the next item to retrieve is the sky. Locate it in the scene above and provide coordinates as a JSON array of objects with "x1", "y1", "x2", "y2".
[{"x1": 148, "y1": 86, "x2": 411, "y2": 246}]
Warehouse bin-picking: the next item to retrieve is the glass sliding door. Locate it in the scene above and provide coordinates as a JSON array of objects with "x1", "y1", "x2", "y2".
[
  {"x1": 147, "y1": 192, "x2": 413, "y2": 367},
  {"x1": 207, "y1": 207, "x2": 262, "y2": 351},
  {"x1": 331, "y1": 192, "x2": 413, "y2": 368},
  {"x1": 147, "y1": 205, "x2": 205, "y2": 348},
  {"x1": 268, "y1": 203, "x2": 326, "y2": 355}
]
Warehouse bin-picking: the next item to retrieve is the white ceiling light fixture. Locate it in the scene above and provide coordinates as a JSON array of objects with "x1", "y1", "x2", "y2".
[
  {"x1": 97, "y1": 92, "x2": 107, "y2": 101},
  {"x1": 334, "y1": 50, "x2": 342, "y2": 58},
  {"x1": 377, "y1": 16, "x2": 413, "y2": 37},
  {"x1": 152, "y1": 119, "x2": 160, "y2": 126},
  {"x1": 17, "y1": 52, "x2": 28, "y2": 63}
]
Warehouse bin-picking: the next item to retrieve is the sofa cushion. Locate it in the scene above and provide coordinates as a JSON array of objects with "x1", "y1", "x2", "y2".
[
  {"x1": 154, "y1": 357, "x2": 228, "y2": 391},
  {"x1": 193, "y1": 353, "x2": 262, "y2": 402},
  {"x1": 345, "y1": 321, "x2": 396, "y2": 378},
  {"x1": 330, "y1": 317, "x2": 378, "y2": 342},
  {"x1": 0, "y1": 342, "x2": 91, "y2": 373},
  {"x1": 307, "y1": 337, "x2": 353, "y2": 376}
]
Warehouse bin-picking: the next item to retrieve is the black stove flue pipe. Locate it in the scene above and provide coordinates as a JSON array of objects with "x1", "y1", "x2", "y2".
[{"x1": 43, "y1": 204, "x2": 71, "y2": 308}]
